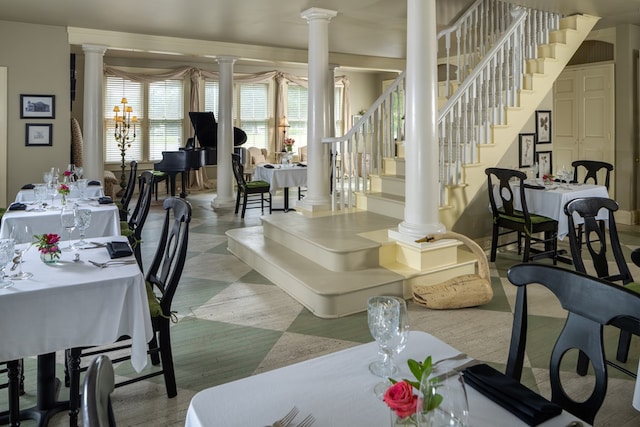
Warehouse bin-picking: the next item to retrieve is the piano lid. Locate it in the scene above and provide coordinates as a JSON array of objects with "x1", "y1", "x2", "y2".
[{"x1": 189, "y1": 111, "x2": 247, "y2": 148}]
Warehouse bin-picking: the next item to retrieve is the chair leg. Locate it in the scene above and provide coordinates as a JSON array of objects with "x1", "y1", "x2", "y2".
[
  {"x1": 67, "y1": 348, "x2": 82, "y2": 427},
  {"x1": 522, "y1": 235, "x2": 531, "y2": 263},
  {"x1": 149, "y1": 333, "x2": 161, "y2": 366},
  {"x1": 490, "y1": 225, "x2": 499, "y2": 262},
  {"x1": 616, "y1": 330, "x2": 633, "y2": 363},
  {"x1": 576, "y1": 350, "x2": 590, "y2": 376},
  {"x1": 158, "y1": 319, "x2": 177, "y2": 398},
  {"x1": 7, "y1": 360, "x2": 21, "y2": 427},
  {"x1": 235, "y1": 190, "x2": 241, "y2": 214},
  {"x1": 241, "y1": 193, "x2": 248, "y2": 218}
]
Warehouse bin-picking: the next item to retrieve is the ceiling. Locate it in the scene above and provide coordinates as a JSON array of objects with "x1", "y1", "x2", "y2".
[{"x1": 1, "y1": 0, "x2": 640, "y2": 62}]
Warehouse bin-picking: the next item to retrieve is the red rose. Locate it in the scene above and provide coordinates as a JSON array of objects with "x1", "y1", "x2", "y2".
[{"x1": 383, "y1": 381, "x2": 418, "y2": 418}]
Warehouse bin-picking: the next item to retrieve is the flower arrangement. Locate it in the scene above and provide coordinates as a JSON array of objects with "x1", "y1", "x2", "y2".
[
  {"x1": 63, "y1": 170, "x2": 73, "y2": 178},
  {"x1": 383, "y1": 356, "x2": 443, "y2": 422},
  {"x1": 57, "y1": 183, "x2": 70, "y2": 196},
  {"x1": 34, "y1": 233, "x2": 61, "y2": 259},
  {"x1": 283, "y1": 137, "x2": 295, "y2": 152},
  {"x1": 542, "y1": 174, "x2": 554, "y2": 184}
]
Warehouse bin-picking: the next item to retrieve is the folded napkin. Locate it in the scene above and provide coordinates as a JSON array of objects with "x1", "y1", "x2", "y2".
[
  {"x1": 297, "y1": 163, "x2": 307, "y2": 167},
  {"x1": 88, "y1": 180, "x2": 101, "y2": 186},
  {"x1": 98, "y1": 196, "x2": 114, "y2": 204},
  {"x1": 263, "y1": 164, "x2": 275, "y2": 169},
  {"x1": 106, "y1": 241, "x2": 133, "y2": 259},
  {"x1": 21, "y1": 184, "x2": 35, "y2": 190},
  {"x1": 463, "y1": 364, "x2": 562, "y2": 426},
  {"x1": 9, "y1": 202, "x2": 27, "y2": 211}
]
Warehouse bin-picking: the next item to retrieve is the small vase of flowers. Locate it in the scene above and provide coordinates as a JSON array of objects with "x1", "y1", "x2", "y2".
[
  {"x1": 35, "y1": 233, "x2": 61, "y2": 264},
  {"x1": 57, "y1": 183, "x2": 70, "y2": 205},
  {"x1": 283, "y1": 137, "x2": 295, "y2": 153}
]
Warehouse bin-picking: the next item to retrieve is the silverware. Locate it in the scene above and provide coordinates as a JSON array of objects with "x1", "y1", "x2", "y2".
[
  {"x1": 89, "y1": 241, "x2": 108, "y2": 247},
  {"x1": 433, "y1": 353, "x2": 469, "y2": 367},
  {"x1": 272, "y1": 407, "x2": 299, "y2": 427},
  {"x1": 296, "y1": 414, "x2": 315, "y2": 427},
  {"x1": 88, "y1": 259, "x2": 136, "y2": 268},
  {"x1": 10, "y1": 256, "x2": 20, "y2": 271}
]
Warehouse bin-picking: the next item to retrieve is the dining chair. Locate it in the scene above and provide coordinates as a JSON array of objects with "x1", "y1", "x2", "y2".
[
  {"x1": 0, "y1": 360, "x2": 24, "y2": 426},
  {"x1": 67, "y1": 197, "x2": 192, "y2": 424},
  {"x1": 564, "y1": 197, "x2": 640, "y2": 369},
  {"x1": 116, "y1": 160, "x2": 137, "y2": 222},
  {"x1": 82, "y1": 355, "x2": 116, "y2": 427},
  {"x1": 231, "y1": 153, "x2": 272, "y2": 218},
  {"x1": 485, "y1": 168, "x2": 559, "y2": 264},
  {"x1": 121, "y1": 171, "x2": 154, "y2": 270},
  {"x1": 571, "y1": 160, "x2": 613, "y2": 189},
  {"x1": 506, "y1": 263, "x2": 640, "y2": 424}
]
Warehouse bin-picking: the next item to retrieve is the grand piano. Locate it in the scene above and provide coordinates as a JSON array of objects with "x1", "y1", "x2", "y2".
[{"x1": 154, "y1": 111, "x2": 247, "y2": 198}]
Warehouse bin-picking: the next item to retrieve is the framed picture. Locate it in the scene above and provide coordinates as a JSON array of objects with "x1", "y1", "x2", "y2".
[
  {"x1": 537, "y1": 151, "x2": 553, "y2": 177},
  {"x1": 518, "y1": 133, "x2": 536, "y2": 168},
  {"x1": 20, "y1": 94, "x2": 55, "y2": 119},
  {"x1": 535, "y1": 110, "x2": 551, "y2": 144},
  {"x1": 25, "y1": 123, "x2": 53, "y2": 146}
]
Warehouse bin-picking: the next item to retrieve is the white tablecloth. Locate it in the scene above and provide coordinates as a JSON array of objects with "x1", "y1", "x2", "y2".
[
  {"x1": 493, "y1": 183, "x2": 609, "y2": 239},
  {"x1": 15, "y1": 184, "x2": 104, "y2": 203},
  {"x1": 0, "y1": 236, "x2": 153, "y2": 372},
  {"x1": 253, "y1": 164, "x2": 308, "y2": 194},
  {"x1": 185, "y1": 331, "x2": 587, "y2": 427},
  {"x1": 0, "y1": 200, "x2": 120, "y2": 243}
]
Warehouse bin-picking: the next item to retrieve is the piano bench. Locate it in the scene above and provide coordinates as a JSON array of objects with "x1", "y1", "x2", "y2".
[{"x1": 152, "y1": 171, "x2": 169, "y2": 201}]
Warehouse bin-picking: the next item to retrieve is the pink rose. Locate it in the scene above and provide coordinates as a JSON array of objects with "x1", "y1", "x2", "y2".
[{"x1": 383, "y1": 381, "x2": 418, "y2": 418}]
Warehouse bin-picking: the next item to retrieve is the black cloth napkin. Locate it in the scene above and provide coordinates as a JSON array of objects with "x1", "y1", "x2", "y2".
[
  {"x1": 21, "y1": 184, "x2": 35, "y2": 190},
  {"x1": 98, "y1": 196, "x2": 114, "y2": 204},
  {"x1": 463, "y1": 364, "x2": 562, "y2": 426},
  {"x1": 263, "y1": 164, "x2": 274, "y2": 169},
  {"x1": 9, "y1": 203, "x2": 27, "y2": 211},
  {"x1": 88, "y1": 180, "x2": 101, "y2": 186},
  {"x1": 296, "y1": 163, "x2": 307, "y2": 167},
  {"x1": 106, "y1": 241, "x2": 133, "y2": 259}
]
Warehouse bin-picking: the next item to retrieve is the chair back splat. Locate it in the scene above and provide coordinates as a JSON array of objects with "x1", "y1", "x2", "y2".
[
  {"x1": 571, "y1": 160, "x2": 613, "y2": 189},
  {"x1": 118, "y1": 161, "x2": 138, "y2": 221},
  {"x1": 126, "y1": 170, "x2": 154, "y2": 269},
  {"x1": 82, "y1": 355, "x2": 116, "y2": 427},
  {"x1": 506, "y1": 264, "x2": 640, "y2": 424}
]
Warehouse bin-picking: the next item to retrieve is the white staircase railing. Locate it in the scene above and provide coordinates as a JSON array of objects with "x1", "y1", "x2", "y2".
[{"x1": 322, "y1": 0, "x2": 561, "y2": 210}]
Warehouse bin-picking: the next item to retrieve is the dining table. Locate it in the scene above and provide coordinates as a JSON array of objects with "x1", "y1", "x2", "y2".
[
  {"x1": 184, "y1": 331, "x2": 588, "y2": 427},
  {"x1": 0, "y1": 235, "x2": 153, "y2": 426},
  {"x1": 0, "y1": 199, "x2": 120, "y2": 243},
  {"x1": 14, "y1": 184, "x2": 105, "y2": 203},
  {"x1": 253, "y1": 164, "x2": 307, "y2": 212}
]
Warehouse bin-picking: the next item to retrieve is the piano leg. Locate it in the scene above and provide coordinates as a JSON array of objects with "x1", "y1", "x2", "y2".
[
  {"x1": 166, "y1": 173, "x2": 178, "y2": 198},
  {"x1": 180, "y1": 171, "x2": 188, "y2": 198}
]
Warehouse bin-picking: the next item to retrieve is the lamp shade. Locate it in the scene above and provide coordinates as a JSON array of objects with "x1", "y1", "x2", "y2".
[{"x1": 279, "y1": 116, "x2": 290, "y2": 128}]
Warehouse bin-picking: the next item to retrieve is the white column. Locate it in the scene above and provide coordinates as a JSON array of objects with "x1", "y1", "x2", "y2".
[
  {"x1": 297, "y1": 8, "x2": 337, "y2": 213},
  {"x1": 82, "y1": 44, "x2": 107, "y2": 182},
  {"x1": 212, "y1": 56, "x2": 237, "y2": 209},
  {"x1": 394, "y1": 0, "x2": 445, "y2": 239}
]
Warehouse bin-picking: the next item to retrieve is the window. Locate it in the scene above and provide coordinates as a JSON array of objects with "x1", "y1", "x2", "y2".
[
  {"x1": 204, "y1": 81, "x2": 269, "y2": 150},
  {"x1": 104, "y1": 76, "x2": 184, "y2": 163},
  {"x1": 286, "y1": 84, "x2": 307, "y2": 147}
]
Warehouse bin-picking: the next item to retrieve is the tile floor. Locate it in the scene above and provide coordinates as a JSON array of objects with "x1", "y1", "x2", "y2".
[{"x1": 5, "y1": 189, "x2": 640, "y2": 426}]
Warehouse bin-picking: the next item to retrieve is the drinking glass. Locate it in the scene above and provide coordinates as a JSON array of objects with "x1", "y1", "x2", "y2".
[
  {"x1": 47, "y1": 182, "x2": 58, "y2": 208},
  {"x1": 75, "y1": 166, "x2": 84, "y2": 179},
  {"x1": 60, "y1": 205, "x2": 77, "y2": 251},
  {"x1": 9, "y1": 225, "x2": 33, "y2": 280},
  {"x1": 417, "y1": 371, "x2": 470, "y2": 427},
  {"x1": 76, "y1": 179, "x2": 88, "y2": 200},
  {"x1": 368, "y1": 296, "x2": 410, "y2": 379},
  {"x1": 0, "y1": 239, "x2": 16, "y2": 289},
  {"x1": 33, "y1": 184, "x2": 48, "y2": 211},
  {"x1": 43, "y1": 171, "x2": 53, "y2": 185},
  {"x1": 73, "y1": 208, "x2": 92, "y2": 248}
]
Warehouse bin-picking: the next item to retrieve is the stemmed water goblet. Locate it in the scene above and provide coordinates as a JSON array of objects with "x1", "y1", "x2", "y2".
[
  {"x1": 9, "y1": 225, "x2": 33, "y2": 280},
  {"x1": 0, "y1": 239, "x2": 16, "y2": 289},
  {"x1": 76, "y1": 179, "x2": 88, "y2": 200},
  {"x1": 73, "y1": 208, "x2": 91, "y2": 249},
  {"x1": 75, "y1": 166, "x2": 84, "y2": 179},
  {"x1": 367, "y1": 296, "x2": 410, "y2": 395},
  {"x1": 60, "y1": 205, "x2": 77, "y2": 251},
  {"x1": 47, "y1": 182, "x2": 58, "y2": 209},
  {"x1": 417, "y1": 371, "x2": 470, "y2": 427},
  {"x1": 33, "y1": 184, "x2": 47, "y2": 211}
]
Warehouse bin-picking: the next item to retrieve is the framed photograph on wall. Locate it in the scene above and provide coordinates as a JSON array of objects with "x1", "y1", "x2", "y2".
[
  {"x1": 535, "y1": 110, "x2": 551, "y2": 143},
  {"x1": 537, "y1": 151, "x2": 553, "y2": 177},
  {"x1": 20, "y1": 94, "x2": 55, "y2": 119},
  {"x1": 518, "y1": 133, "x2": 536, "y2": 168},
  {"x1": 25, "y1": 123, "x2": 53, "y2": 146}
]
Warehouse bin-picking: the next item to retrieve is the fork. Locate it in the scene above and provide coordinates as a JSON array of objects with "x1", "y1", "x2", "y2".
[
  {"x1": 272, "y1": 407, "x2": 299, "y2": 427},
  {"x1": 88, "y1": 259, "x2": 137, "y2": 268},
  {"x1": 296, "y1": 414, "x2": 315, "y2": 427}
]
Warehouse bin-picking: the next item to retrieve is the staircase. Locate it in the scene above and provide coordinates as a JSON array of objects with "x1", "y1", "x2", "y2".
[{"x1": 227, "y1": 1, "x2": 600, "y2": 318}]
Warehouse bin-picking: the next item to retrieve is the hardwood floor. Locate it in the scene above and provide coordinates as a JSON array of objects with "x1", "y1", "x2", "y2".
[{"x1": 4, "y1": 189, "x2": 640, "y2": 426}]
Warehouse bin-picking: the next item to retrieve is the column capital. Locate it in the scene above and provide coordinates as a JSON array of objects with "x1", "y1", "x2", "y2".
[
  {"x1": 216, "y1": 55, "x2": 237, "y2": 64},
  {"x1": 300, "y1": 8, "x2": 337, "y2": 22},
  {"x1": 82, "y1": 44, "x2": 108, "y2": 55}
]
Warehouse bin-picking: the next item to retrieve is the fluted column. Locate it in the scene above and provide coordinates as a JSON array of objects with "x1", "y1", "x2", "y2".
[
  {"x1": 212, "y1": 56, "x2": 237, "y2": 209},
  {"x1": 394, "y1": 0, "x2": 445, "y2": 239},
  {"x1": 82, "y1": 44, "x2": 107, "y2": 182},
  {"x1": 297, "y1": 8, "x2": 337, "y2": 213}
]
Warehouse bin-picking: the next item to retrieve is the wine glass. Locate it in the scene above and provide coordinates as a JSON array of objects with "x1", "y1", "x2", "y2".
[
  {"x1": 417, "y1": 371, "x2": 470, "y2": 427},
  {"x1": 43, "y1": 171, "x2": 53, "y2": 185},
  {"x1": 60, "y1": 205, "x2": 77, "y2": 251},
  {"x1": 76, "y1": 179, "x2": 88, "y2": 200},
  {"x1": 0, "y1": 239, "x2": 16, "y2": 289},
  {"x1": 368, "y1": 296, "x2": 410, "y2": 392},
  {"x1": 33, "y1": 184, "x2": 47, "y2": 211},
  {"x1": 73, "y1": 208, "x2": 92, "y2": 249},
  {"x1": 75, "y1": 166, "x2": 84, "y2": 179},
  {"x1": 9, "y1": 225, "x2": 33, "y2": 280},
  {"x1": 47, "y1": 182, "x2": 58, "y2": 209}
]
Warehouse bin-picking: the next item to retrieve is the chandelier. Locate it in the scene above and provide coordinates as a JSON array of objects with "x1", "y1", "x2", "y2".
[{"x1": 113, "y1": 98, "x2": 137, "y2": 191}]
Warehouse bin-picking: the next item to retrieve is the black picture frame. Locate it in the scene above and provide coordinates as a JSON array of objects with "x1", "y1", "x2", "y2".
[
  {"x1": 535, "y1": 110, "x2": 551, "y2": 144},
  {"x1": 536, "y1": 151, "x2": 553, "y2": 177},
  {"x1": 518, "y1": 133, "x2": 536, "y2": 168},
  {"x1": 25, "y1": 123, "x2": 53, "y2": 146},
  {"x1": 20, "y1": 94, "x2": 55, "y2": 119}
]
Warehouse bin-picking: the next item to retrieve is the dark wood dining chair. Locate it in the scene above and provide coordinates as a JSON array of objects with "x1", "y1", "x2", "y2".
[
  {"x1": 122, "y1": 170, "x2": 154, "y2": 270},
  {"x1": 571, "y1": 160, "x2": 613, "y2": 189},
  {"x1": 564, "y1": 197, "x2": 640, "y2": 369},
  {"x1": 506, "y1": 263, "x2": 640, "y2": 424},
  {"x1": 231, "y1": 153, "x2": 271, "y2": 218},
  {"x1": 67, "y1": 197, "x2": 192, "y2": 425},
  {"x1": 117, "y1": 160, "x2": 137, "y2": 222},
  {"x1": 82, "y1": 355, "x2": 116, "y2": 427},
  {"x1": 485, "y1": 167, "x2": 558, "y2": 263}
]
